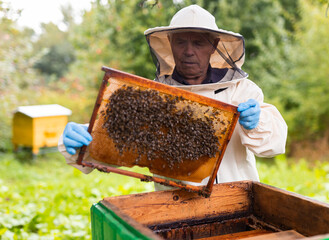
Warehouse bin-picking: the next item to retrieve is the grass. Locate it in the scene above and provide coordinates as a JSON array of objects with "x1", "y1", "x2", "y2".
[
  {"x1": 0, "y1": 152, "x2": 154, "y2": 239},
  {"x1": 257, "y1": 155, "x2": 329, "y2": 203},
  {"x1": 0, "y1": 152, "x2": 328, "y2": 239}
]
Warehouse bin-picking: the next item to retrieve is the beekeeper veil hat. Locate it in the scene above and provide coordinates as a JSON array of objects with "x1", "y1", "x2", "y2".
[{"x1": 144, "y1": 4, "x2": 246, "y2": 78}]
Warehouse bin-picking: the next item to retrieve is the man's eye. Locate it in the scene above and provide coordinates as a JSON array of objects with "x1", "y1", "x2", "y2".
[
  {"x1": 176, "y1": 40, "x2": 185, "y2": 44},
  {"x1": 195, "y1": 41, "x2": 205, "y2": 46}
]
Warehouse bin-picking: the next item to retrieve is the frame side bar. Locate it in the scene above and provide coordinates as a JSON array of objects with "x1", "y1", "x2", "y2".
[{"x1": 77, "y1": 70, "x2": 110, "y2": 165}]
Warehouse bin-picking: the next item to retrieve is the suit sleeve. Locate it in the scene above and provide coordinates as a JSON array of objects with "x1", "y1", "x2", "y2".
[{"x1": 233, "y1": 80, "x2": 288, "y2": 157}]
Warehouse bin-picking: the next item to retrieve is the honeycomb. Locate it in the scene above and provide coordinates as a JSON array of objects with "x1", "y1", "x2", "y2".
[{"x1": 88, "y1": 69, "x2": 239, "y2": 183}]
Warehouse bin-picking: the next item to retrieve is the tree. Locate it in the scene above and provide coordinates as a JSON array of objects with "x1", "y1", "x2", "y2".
[
  {"x1": 67, "y1": 0, "x2": 180, "y2": 89},
  {"x1": 33, "y1": 5, "x2": 76, "y2": 79},
  {"x1": 34, "y1": 40, "x2": 75, "y2": 78},
  {"x1": 0, "y1": 1, "x2": 39, "y2": 91},
  {"x1": 280, "y1": 0, "x2": 329, "y2": 141},
  {"x1": 0, "y1": 1, "x2": 41, "y2": 150}
]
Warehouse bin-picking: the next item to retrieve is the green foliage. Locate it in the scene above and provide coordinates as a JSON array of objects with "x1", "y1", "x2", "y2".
[
  {"x1": 67, "y1": 0, "x2": 180, "y2": 90},
  {"x1": 278, "y1": 1, "x2": 329, "y2": 140},
  {"x1": 34, "y1": 41, "x2": 76, "y2": 78},
  {"x1": 258, "y1": 155, "x2": 329, "y2": 203},
  {"x1": 0, "y1": 1, "x2": 40, "y2": 151},
  {"x1": 180, "y1": 0, "x2": 293, "y2": 98},
  {"x1": 32, "y1": 17, "x2": 77, "y2": 79},
  {"x1": 35, "y1": 88, "x2": 96, "y2": 124},
  {"x1": 0, "y1": 152, "x2": 154, "y2": 239},
  {"x1": 0, "y1": 3, "x2": 40, "y2": 91}
]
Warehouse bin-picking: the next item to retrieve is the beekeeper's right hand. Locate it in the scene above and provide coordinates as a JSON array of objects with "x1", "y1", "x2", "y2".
[{"x1": 63, "y1": 122, "x2": 92, "y2": 155}]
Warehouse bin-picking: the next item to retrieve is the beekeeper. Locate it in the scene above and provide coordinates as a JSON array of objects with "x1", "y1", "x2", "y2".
[{"x1": 58, "y1": 5, "x2": 287, "y2": 189}]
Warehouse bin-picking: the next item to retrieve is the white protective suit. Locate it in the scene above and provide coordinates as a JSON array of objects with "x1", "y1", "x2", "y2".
[{"x1": 58, "y1": 5, "x2": 287, "y2": 191}]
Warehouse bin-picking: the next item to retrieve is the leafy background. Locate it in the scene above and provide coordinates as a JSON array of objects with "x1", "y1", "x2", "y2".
[{"x1": 1, "y1": 0, "x2": 329, "y2": 239}]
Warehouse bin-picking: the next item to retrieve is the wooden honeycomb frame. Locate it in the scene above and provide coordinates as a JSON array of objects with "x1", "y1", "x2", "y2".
[{"x1": 77, "y1": 67, "x2": 240, "y2": 197}]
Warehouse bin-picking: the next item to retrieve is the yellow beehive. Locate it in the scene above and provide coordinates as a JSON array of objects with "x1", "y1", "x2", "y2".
[{"x1": 12, "y1": 104, "x2": 71, "y2": 155}]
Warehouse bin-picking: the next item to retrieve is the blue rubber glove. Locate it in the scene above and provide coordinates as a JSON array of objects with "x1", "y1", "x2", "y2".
[
  {"x1": 63, "y1": 122, "x2": 92, "y2": 155},
  {"x1": 237, "y1": 99, "x2": 260, "y2": 130}
]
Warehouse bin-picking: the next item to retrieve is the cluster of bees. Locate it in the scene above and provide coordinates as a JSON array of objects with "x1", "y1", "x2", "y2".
[{"x1": 101, "y1": 86, "x2": 220, "y2": 168}]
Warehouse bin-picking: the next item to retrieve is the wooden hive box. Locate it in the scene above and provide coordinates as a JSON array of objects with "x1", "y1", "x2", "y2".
[
  {"x1": 91, "y1": 181, "x2": 329, "y2": 240},
  {"x1": 12, "y1": 104, "x2": 72, "y2": 155}
]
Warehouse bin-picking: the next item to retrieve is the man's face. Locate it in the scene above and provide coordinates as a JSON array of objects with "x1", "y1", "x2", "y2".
[{"x1": 169, "y1": 32, "x2": 217, "y2": 81}]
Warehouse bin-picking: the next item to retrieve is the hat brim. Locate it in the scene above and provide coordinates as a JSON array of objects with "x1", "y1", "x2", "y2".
[
  {"x1": 145, "y1": 26, "x2": 245, "y2": 77},
  {"x1": 145, "y1": 26, "x2": 242, "y2": 40}
]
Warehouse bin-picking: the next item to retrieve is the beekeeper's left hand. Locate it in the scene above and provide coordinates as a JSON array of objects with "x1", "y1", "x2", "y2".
[
  {"x1": 237, "y1": 99, "x2": 260, "y2": 130},
  {"x1": 63, "y1": 122, "x2": 92, "y2": 155}
]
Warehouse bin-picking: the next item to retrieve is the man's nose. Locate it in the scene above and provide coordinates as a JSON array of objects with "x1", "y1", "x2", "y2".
[{"x1": 183, "y1": 42, "x2": 194, "y2": 56}]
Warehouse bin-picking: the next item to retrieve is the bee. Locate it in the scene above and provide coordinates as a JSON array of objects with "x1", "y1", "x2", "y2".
[{"x1": 102, "y1": 86, "x2": 220, "y2": 166}]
